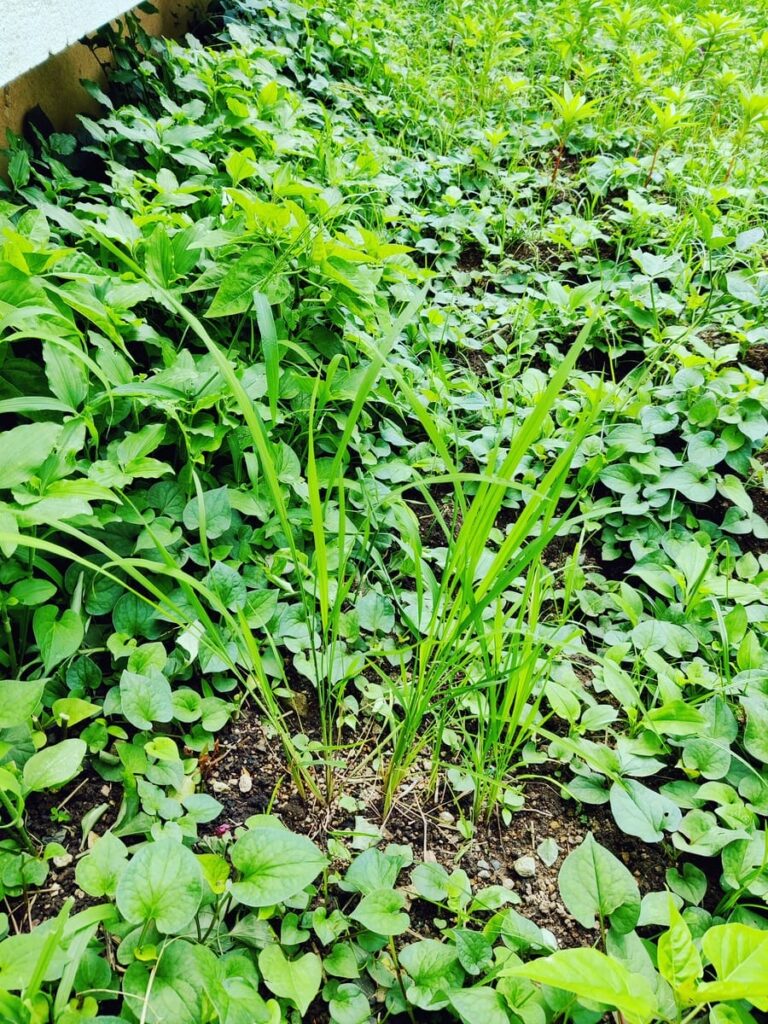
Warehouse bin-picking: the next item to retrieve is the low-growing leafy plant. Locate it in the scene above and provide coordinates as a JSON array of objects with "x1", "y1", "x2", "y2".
[{"x1": 2, "y1": 0, "x2": 768, "y2": 1017}]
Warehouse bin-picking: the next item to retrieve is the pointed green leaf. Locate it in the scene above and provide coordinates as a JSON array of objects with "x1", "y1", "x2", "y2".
[
  {"x1": 230, "y1": 827, "x2": 326, "y2": 907},
  {"x1": 558, "y1": 832, "x2": 640, "y2": 933},
  {"x1": 609, "y1": 780, "x2": 682, "y2": 843},
  {"x1": 506, "y1": 947, "x2": 658, "y2": 1024},
  {"x1": 22, "y1": 739, "x2": 86, "y2": 793},
  {"x1": 258, "y1": 946, "x2": 321, "y2": 1015},
  {"x1": 657, "y1": 902, "x2": 702, "y2": 994}
]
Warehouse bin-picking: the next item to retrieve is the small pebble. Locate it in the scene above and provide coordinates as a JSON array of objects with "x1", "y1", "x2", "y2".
[
  {"x1": 477, "y1": 858, "x2": 490, "y2": 870},
  {"x1": 491, "y1": 858, "x2": 501, "y2": 870},
  {"x1": 52, "y1": 853, "x2": 73, "y2": 869},
  {"x1": 478, "y1": 869, "x2": 491, "y2": 880},
  {"x1": 514, "y1": 855, "x2": 537, "y2": 878},
  {"x1": 239, "y1": 768, "x2": 253, "y2": 794},
  {"x1": 438, "y1": 810, "x2": 455, "y2": 825},
  {"x1": 501, "y1": 876, "x2": 515, "y2": 890},
  {"x1": 210, "y1": 779, "x2": 230, "y2": 793}
]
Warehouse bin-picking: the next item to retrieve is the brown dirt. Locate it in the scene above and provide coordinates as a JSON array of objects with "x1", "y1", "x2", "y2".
[
  {"x1": 699, "y1": 485, "x2": 768, "y2": 556},
  {"x1": 409, "y1": 495, "x2": 463, "y2": 546},
  {"x1": 455, "y1": 242, "x2": 486, "y2": 273},
  {"x1": 740, "y1": 483, "x2": 768, "y2": 556},
  {"x1": 743, "y1": 343, "x2": 768, "y2": 375},
  {"x1": 5, "y1": 770, "x2": 119, "y2": 932},
  {"x1": 505, "y1": 239, "x2": 568, "y2": 271},
  {"x1": 15, "y1": 695, "x2": 670, "y2": 953},
  {"x1": 576, "y1": 343, "x2": 646, "y2": 380},
  {"x1": 462, "y1": 346, "x2": 492, "y2": 378},
  {"x1": 201, "y1": 703, "x2": 667, "y2": 950}
]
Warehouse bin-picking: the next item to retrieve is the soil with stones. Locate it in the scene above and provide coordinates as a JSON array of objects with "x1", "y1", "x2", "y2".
[
  {"x1": 14, "y1": 697, "x2": 668, "y2": 952},
  {"x1": 5, "y1": 772, "x2": 118, "y2": 932},
  {"x1": 200, "y1": 703, "x2": 667, "y2": 950}
]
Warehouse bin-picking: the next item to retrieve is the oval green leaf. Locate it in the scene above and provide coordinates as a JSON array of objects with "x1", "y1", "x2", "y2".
[
  {"x1": 230, "y1": 826, "x2": 327, "y2": 907},
  {"x1": 116, "y1": 839, "x2": 203, "y2": 933},
  {"x1": 22, "y1": 738, "x2": 86, "y2": 793}
]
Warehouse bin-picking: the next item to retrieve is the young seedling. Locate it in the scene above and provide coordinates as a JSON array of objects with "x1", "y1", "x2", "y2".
[
  {"x1": 725, "y1": 88, "x2": 768, "y2": 181},
  {"x1": 605, "y1": 0, "x2": 649, "y2": 46},
  {"x1": 644, "y1": 99, "x2": 690, "y2": 184},
  {"x1": 694, "y1": 9, "x2": 746, "y2": 76},
  {"x1": 547, "y1": 83, "x2": 599, "y2": 183}
]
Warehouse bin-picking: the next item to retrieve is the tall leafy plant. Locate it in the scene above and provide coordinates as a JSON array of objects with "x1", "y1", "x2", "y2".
[
  {"x1": 81, "y1": 221, "x2": 427, "y2": 792},
  {"x1": 374, "y1": 316, "x2": 602, "y2": 810}
]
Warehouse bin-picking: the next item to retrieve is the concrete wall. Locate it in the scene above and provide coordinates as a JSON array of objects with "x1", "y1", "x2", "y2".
[
  {"x1": 1, "y1": 0, "x2": 205, "y2": 175},
  {"x1": 1, "y1": 1, "x2": 142, "y2": 88}
]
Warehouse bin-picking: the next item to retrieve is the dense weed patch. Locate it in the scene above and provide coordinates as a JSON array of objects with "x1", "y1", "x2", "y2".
[{"x1": 1, "y1": 0, "x2": 768, "y2": 1019}]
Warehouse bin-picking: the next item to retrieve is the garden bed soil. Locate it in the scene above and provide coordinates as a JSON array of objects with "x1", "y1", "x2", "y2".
[{"x1": 15, "y1": 701, "x2": 668, "y2": 952}]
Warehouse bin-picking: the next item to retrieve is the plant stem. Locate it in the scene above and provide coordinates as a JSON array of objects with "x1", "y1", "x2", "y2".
[
  {"x1": 388, "y1": 937, "x2": 414, "y2": 1023},
  {"x1": 645, "y1": 143, "x2": 660, "y2": 186},
  {"x1": 0, "y1": 786, "x2": 34, "y2": 852},
  {"x1": 1, "y1": 605, "x2": 18, "y2": 676},
  {"x1": 724, "y1": 147, "x2": 739, "y2": 182},
  {"x1": 551, "y1": 140, "x2": 564, "y2": 183}
]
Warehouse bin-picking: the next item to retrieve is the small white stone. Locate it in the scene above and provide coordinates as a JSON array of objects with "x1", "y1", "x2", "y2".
[
  {"x1": 238, "y1": 768, "x2": 253, "y2": 794},
  {"x1": 438, "y1": 810, "x2": 455, "y2": 825},
  {"x1": 52, "y1": 853, "x2": 73, "y2": 869},
  {"x1": 513, "y1": 855, "x2": 537, "y2": 878}
]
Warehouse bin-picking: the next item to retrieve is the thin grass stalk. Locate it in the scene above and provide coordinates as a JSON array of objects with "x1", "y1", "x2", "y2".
[
  {"x1": 379, "y1": 331, "x2": 604, "y2": 810},
  {"x1": 86, "y1": 225, "x2": 428, "y2": 795},
  {"x1": 1, "y1": 521, "x2": 313, "y2": 796}
]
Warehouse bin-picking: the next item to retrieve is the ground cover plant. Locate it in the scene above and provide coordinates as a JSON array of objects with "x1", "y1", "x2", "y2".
[{"x1": 2, "y1": 0, "x2": 768, "y2": 1019}]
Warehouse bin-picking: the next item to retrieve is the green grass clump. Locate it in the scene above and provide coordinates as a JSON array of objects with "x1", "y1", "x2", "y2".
[{"x1": 2, "y1": 0, "x2": 768, "y2": 1019}]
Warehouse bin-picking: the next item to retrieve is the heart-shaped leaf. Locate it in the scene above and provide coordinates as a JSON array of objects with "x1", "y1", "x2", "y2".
[
  {"x1": 230, "y1": 826, "x2": 326, "y2": 907},
  {"x1": 558, "y1": 832, "x2": 640, "y2": 933},
  {"x1": 76, "y1": 832, "x2": 128, "y2": 898},
  {"x1": 116, "y1": 839, "x2": 203, "y2": 933},
  {"x1": 119, "y1": 669, "x2": 174, "y2": 731},
  {"x1": 350, "y1": 888, "x2": 409, "y2": 935},
  {"x1": 258, "y1": 945, "x2": 321, "y2": 1016},
  {"x1": 33, "y1": 606, "x2": 83, "y2": 673}
]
